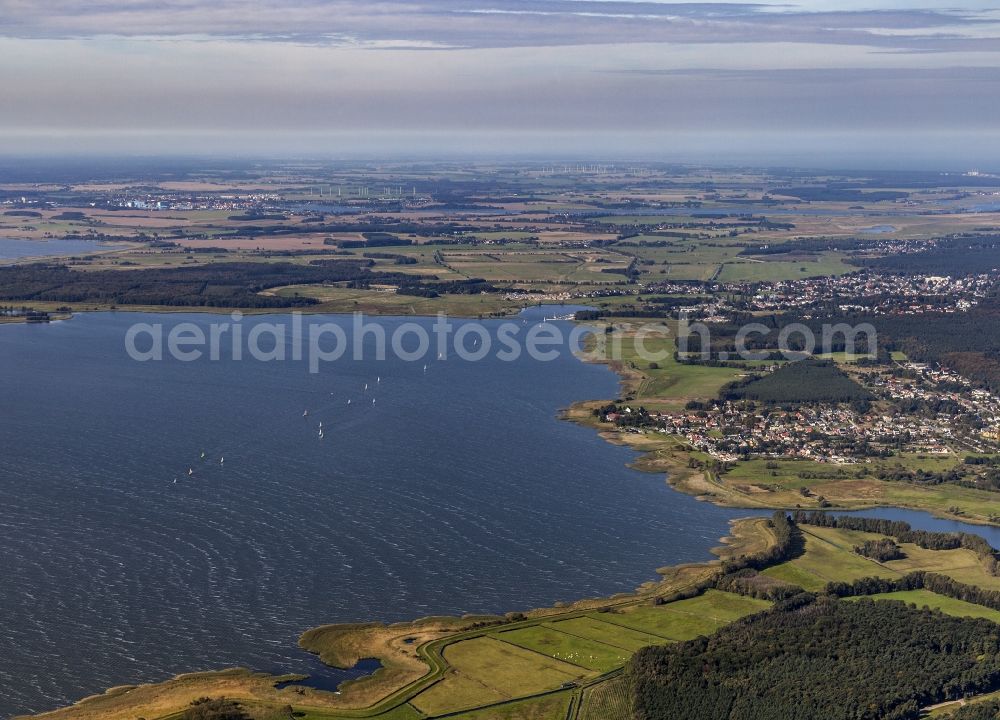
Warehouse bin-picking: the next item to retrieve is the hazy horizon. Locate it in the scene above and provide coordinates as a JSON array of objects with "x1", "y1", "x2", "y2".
[
  {"x1": 1, "y1": 0, "x2": 999, "y2": 166},
  {"x1": 0, "y1": 148, "x2": 995, "y2": 175}
]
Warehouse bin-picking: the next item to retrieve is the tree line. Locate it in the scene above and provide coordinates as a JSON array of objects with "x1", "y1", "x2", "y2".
[
  {"x1": 0, "y1": 261, "x2": 415, "y2": 308},
  {"x1": 827, "y1": 571, "x2": 1000, "y2": 613}
]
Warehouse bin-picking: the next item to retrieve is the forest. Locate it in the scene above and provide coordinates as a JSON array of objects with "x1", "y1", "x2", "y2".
[
  {"x1": 852, "y1": 236, "x2": 1000, "y2": 275},
  {"x1": 719, "y1": 359, "x2": 872, "y2": 404},
  {"x1": 0, "y1": 262, "x2": 409, "y2": 308},
  {"x1": 628, "y1": 595, "x2": 1000, "y2": 720},
  {"x1": 740, "y1": 236, "x2": 883, "y2": 256},
  {"x1": 397, "y1": 278, "x2": 499, "y2": 297}
]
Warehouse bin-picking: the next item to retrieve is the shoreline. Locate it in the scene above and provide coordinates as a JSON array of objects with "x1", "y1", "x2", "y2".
[
  {"x1": 565, "y1": 402, "x2": 1000, "y2": 528},
  {"x1": 566, "y1": 323, "x2": 1000, "y2": 529},
  {"x1": 19, "y1": 516, "x2": 771, "y2": 720},
  {"x1": 15, "y1": 308, "x2": 999, "y2": 719},
  {"x1": 0, "y1": 300, "x2": 535, "y2": 325},
  {"x1": 0, "y1": 298, "x2": 548, "y2": 324}
]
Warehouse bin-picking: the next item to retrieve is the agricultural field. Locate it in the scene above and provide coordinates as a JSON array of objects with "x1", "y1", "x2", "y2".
[
  {"x1": 445, "y1": 694, "x2": 571, "y2": 720},
  {"x1": 847, "y1": 589, "x2": 1000, "y2": 623},
  {"x1": 595, "y1": 590, "x2": 771, "y2": 641},
  {"x1": 548, "y1": 616, "x2": 668, "y2": 651},
  {"x1": 762, "y1": 525, "x2": 901, "y2": 589},
  {"x1": 578, "y1": 677, "x2": 633, "y2": 720},
  {"x1": 496, "y1": 625, "x2": 631, "y2": 672},
  {"x1": 591, "y1": 323, "x2": 744, "y2": 408},
  {"x1": 266, "y1": 284, "x2": 522, "y2": 317},
  {"x1": 413, "y1": 637, "x2": 587, "y2": 714},
  {"x1": 716, "y1": 253, "x2": 853, "y2": 282}
]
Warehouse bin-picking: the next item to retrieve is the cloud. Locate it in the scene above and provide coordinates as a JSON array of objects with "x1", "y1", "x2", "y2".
[
  {"x1": 0, "y1": 0, "x2": 997, "y2": 53},
  {"x1": 1, "y1": 1, "x2": 999, "y2": 163}
]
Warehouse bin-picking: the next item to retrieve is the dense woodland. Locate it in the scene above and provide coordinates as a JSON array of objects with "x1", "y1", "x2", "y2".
[
  {"x1": 629, "y1": 595, "x2": 1000, "y2": 720},
  {"x1": 852, "y1": 236, "x2": 1000, "y2": 275},
  {"x1": 719, "y1": 359, "x2": 873, "y2": 404},
  {"x1": 0, "y1": 262, "x2": 409, "y2": 308},
  {"x1": 740, "y1": 236, "x2": 886, "y2": 256},
  {"x1": 845, "y1": 309, "x2": 1000, "y2": 393},
  {"x1": 397, "y1": 278, "x2": 499, "y2": 297}
]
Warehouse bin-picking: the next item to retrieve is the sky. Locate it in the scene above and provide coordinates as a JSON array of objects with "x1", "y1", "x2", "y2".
[{"x1": 1, "y1": 0, "x2": 999, "y2": 167}]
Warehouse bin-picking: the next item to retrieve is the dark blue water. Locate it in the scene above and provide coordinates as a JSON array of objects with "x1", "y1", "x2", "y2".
[
  {"x1": 0, "y1": 308, "x2": 748, "y2": 717},
  {"x1": 0, "y1": 238, "x2": 114, "y2": 260}
]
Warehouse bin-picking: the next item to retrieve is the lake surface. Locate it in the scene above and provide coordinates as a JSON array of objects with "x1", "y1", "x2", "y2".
[
  {"x1": 0, "y1": 308, "x2": 751, "y2": 717},
  {"x1": 0, "y1": 238, "x2": 114, "y2": 260}
]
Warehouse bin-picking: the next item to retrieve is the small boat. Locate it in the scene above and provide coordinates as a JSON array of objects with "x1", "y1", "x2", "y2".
[
  {"x1": 303, "y1": 410, "x2": 309, "y2": 417},
  {"x1": 200, "y1": 451, "x2": 205, "y2": 459},
  {"x1": 188, "y1": 468, "x2": 194, "y2": 476},
  {"x1": 319, "y1": 421, "x2": 323, "y2": 429},
  {"x1": 319, "y1": 430, "x2": 324, "y2": 438},
  {"x1": 364, "y1": 383, "x2": 368, "y2": 391},
  {"x1": 372, "y1": 398, "x2": 376, "y2": 405},
  {"x1": 220, "y1": 457, "x2": 224, "y2": 464},
  {"x1": 377, "y1": 376, "x2": 380, "y2": 383}
]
